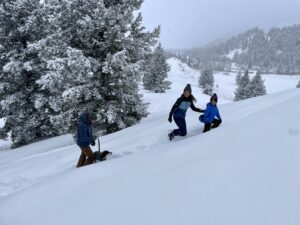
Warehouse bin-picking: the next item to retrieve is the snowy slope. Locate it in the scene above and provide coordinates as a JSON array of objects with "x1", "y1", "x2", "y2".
[
  {"x1": 0, "y1": 59, "x2": 299, "y2": 225},
  {"x1": 142, "y1": 58, "x2": 300, "y2": 108},
  {"x1": 226, "y1": 48, "x2": 245, "y2": 59},
  {"x1": 0, "y1": 58, "x2": 299, "y2": 150},
  {"x1": 213, "y1": 71, "x2": 300, "y2": 101}
]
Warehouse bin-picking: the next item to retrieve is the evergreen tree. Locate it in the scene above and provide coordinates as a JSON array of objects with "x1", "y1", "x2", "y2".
[
  {"x1": 143, "y1": 43, "x2": 171, "y2": 93},
  {"x1": 246, "y1": 71, "x2": 266, "y2": 97},
  {"x1": 235, "y1": 71, "x2": 242, "y2": 86},
  {"x1": 199, "y1": 68, "x2": 214, "y2": 95},
  {"x1": 234, "y1": 70, "x2": 251, "y2": 101},
  {"x1": 0, "y1": 0, "x2": 58, "y2": 147},
  {"x1": 37, "y1": 0, "x2": 160, "y2": 135},
  {"x1": 297, "y1": 80, "x2": 300, "y2": 88}
]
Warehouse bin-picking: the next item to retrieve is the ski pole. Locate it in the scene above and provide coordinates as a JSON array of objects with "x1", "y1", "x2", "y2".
[{"x1": 97, "y1": 137, "x2": 101, "y2": 154}]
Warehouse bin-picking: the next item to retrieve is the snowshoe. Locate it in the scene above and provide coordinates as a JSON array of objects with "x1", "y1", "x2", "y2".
[{"x1": 94, "y1": 150, "x2": 112, "y2": 162}]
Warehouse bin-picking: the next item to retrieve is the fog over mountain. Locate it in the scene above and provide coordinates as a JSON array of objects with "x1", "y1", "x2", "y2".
[
  {"x1": 169, "y1": 25, "x2": 300, "y2": 74},
  {"x1": 140, "y1": 0, "x2": 300, "y2": 49}
]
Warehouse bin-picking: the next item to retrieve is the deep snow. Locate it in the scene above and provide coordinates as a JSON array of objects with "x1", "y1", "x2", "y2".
[{"x1": 0, "y1": 58, "x2": 299, "y2": 225}]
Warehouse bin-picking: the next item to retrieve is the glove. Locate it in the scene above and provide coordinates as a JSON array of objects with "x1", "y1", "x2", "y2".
[
  {"x1": 168, "y1": 116, "x2": 172, "y2": 123},
  {"x1": 91, "y1": 140, "x2": 95, "y2": 146}
]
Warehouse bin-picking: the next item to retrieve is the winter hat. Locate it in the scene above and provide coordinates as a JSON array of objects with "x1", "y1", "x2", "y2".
[
  {"x1": 87, "y1": 112, "x2": 97, "y2": 121},
  {"x1": 210, "y1": 93, "x2": 218, "y2": 102},
  {"x1": 184, "y1": 84, "x2": 192, "y2": 93}
]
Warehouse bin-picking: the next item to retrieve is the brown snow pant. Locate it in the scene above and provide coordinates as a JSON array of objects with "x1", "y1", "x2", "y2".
[{"x1": 76, "y1": 146, "x2": 95, "y2": 168}]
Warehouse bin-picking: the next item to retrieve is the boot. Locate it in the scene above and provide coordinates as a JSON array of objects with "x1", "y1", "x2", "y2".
[
  {"x1": 76, "y1": 153, "x2": 86, "y2": 168},
  {"x1": 168, "y1": 132, "x2": 174, "y2": 140},
  {"x1": 211, "y1": 119, "x2": 221, "y2": 129},
  {"x1": 203, "y1": 123, "x2": 211, "y2": 133},
  {"x1": 81, "y1": 147, "x2": 95, "y2": 166}
]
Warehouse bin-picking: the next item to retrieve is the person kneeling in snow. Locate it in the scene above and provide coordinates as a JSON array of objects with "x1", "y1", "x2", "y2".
[
  {"x1": 76, "y1": 111, "x2": 97, "y2": 168},
  {"x1": 199, "y1": 93, "x2": 222, "y2": 133},
  {"x1": 168, "y1": 84, "x2": 204, "y2": 140}
]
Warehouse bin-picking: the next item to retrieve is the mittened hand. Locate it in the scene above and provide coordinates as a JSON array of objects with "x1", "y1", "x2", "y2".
[
  {"x1": 91, "y1": 140, "x2": 95, "y2": 146},
  {"x1": 168, "y1": 116, "x2": 172, "y2": 123}
]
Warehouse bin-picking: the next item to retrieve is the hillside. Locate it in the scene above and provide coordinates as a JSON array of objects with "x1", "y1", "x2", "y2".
[
  {"x1": 0, "y1": 59, "x2": 299, "y2": 225},
  {"x1": 173, "y1": 25, "x2": 300, "y2": 74}
]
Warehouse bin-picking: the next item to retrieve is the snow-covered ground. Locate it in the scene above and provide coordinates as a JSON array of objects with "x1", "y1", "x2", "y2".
[
  {"x1": 226, "y1": 48, "x2": 245, "y2": 59},
  {"x1": 143, "y1": 58, "x2": 300, "y2": 112},
  {"x1": 213, "y1": 71, "x2": 300, "y2": 101},
  {"x1": 0, "y1": 58, "x2": 299, "y2": 225}
]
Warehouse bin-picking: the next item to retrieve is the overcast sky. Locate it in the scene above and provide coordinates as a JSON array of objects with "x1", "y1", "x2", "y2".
[{"x1": 140, "y1": 0, "x2": 300, "y2": 49}]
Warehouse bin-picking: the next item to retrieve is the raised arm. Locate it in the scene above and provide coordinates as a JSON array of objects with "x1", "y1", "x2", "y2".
[{"x1": 190, "y1": 101, "x2": 204, "y2": 113}]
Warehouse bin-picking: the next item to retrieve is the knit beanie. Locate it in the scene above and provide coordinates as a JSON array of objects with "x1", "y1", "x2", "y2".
[
  {"x1": 88, "y1": 112, "x2": 97, "y2": 121},
  {"x1": 184, "y1": 84, "x2": 192, "y2": 93},
  {"x1": 210, "y1": 93, "x2": 218, "y2": 102}
]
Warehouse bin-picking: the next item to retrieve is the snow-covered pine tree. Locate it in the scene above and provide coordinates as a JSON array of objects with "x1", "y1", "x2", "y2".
[
  {"x1": 37, "y1": 0, "x2": 159, "y2": 134},
  {"x1": 199, "y1": 68, "x2": 214, "y2": 95},
  {"x1": 235, "y1": 71, "x2": 242, "y2": 86},
  {"x1": 234, "y1": 70, "x2": 251, "y2": 101},
  {"x1": 246, "y1": 70, "x2": 266, "y2": 97},
  {"x1": 297, "y1": 80, "x2": 300, "y2": 88},
  {"x1": 0, "y1": 0, "x2": 59, "y2": 147},
  {"x1": 143, "y1": 43, "x2": 171, "y2": 93}
]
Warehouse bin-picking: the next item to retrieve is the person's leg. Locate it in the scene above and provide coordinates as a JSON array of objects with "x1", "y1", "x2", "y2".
[
  {"x1": 82, "y1": 147, "x2": 95, "y2": 166},
  {"x1": 173, "y1": 117, "x2": 187, "y2": 136},
  {"x1": 203, "y1": 123, "x2": 211, "y2": 133},
  {"x1": 76, "y1": 148, "x2": 86, "y2": 168},
  {"x1": 211, "y1": 119, "x2": 221, "y2": 129},
  {"x1": 172, "y1": 117, "x2": 181, "y2": 136},
  {"x1": 179, "y1": 118, "x2": 187, "y2": 136}
]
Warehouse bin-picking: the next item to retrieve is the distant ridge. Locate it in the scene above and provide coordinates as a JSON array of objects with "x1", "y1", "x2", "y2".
[{"x1": 168, "y1": 24, "x2": 300, "y2": 74}]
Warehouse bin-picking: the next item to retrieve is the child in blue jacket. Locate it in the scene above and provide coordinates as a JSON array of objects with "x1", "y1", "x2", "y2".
[
  {"x1": 168, "y1": 84, "x2": 204, "y2": 140},
  {"x1": 199, "y1": 93, "x2": 222, "y2": 133}
]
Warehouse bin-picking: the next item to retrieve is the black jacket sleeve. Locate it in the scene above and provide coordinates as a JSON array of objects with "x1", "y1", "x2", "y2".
[
  {"x1": 190, "y1": 101, "x2": 203, "y2": 113},
  {"x1": 169, "y1": 97, "x2": 183, "y2": 117}
]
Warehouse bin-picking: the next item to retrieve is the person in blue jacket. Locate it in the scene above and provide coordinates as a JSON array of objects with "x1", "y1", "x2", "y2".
[
  {"x1": 76, "y1": 111, "x2": 97, "y2": 168},
  {"x1": 168, "y1": 84, "x2": 204, "y2": 140},
  {"x1": 199, "y1": 93, "x2": 222, "y2": 133}
]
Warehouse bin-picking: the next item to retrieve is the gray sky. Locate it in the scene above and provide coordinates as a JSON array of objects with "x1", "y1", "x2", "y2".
[{"x1": 140, "y1": 0, "x2": 300, "y2": 49}]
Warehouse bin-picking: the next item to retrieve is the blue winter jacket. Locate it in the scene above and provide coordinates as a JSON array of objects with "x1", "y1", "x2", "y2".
[
  {"x1": 77, "y1": 113, "x2": 94, "y2": 148},
  {"x1": 200, "y1": 102, "x2": 222, "y2": 124},
  {"x1": 169, "y1": 95, "x2": 201, "y2": 118}
]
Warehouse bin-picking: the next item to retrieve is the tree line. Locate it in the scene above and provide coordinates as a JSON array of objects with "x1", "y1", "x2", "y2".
[
  {"x1": 169, "y1": 25, "x2": 300, "y2": 75},
  {"x1": 0, "y1": 0, "x2": 170, "y2": 148}
]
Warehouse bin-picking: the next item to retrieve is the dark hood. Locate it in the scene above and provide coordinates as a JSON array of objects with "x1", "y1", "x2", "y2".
[{"x1": 79, "y1": 113, "x2": 91, "y2": 125}]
